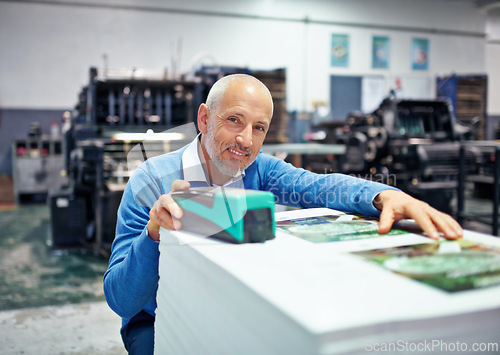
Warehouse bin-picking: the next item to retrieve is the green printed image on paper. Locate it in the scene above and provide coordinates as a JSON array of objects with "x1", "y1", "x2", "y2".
[
  {"x1": 277, "y1": 215, "x2": 406, "y2": 243},
  {"x1": 353, "y1": 240, "x2": 500, "y2": 292}
]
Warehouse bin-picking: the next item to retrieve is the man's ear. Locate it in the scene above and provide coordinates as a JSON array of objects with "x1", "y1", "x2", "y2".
[{"x1": 197, "y1": 104, "x2": 209, "y2": 134}]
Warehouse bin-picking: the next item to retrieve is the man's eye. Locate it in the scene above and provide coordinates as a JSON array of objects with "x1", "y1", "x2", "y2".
[
  {"x1": 228, "y1": 117, "x2": 239, "y2": 123},
  {"x1": 254, "y1": 125, "x2": 266, "y2": 132}
]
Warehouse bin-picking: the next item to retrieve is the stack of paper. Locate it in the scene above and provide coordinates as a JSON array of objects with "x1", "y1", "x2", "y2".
[{"x1": 156, "y1": 208, "x2": 500, "y2": 354}]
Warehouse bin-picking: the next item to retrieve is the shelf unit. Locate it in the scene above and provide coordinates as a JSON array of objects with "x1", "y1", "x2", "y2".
[
  {"x1": 437, "y1": 74, "x2": 488, "y2": 140},
  {"x1": 253, "y1": 69, "x2": 288, "y2": 143}
]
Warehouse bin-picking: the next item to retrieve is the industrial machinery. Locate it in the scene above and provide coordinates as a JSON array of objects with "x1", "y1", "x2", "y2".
[
  {"x1": 50, "y1": 66, "x2": 287, "y2": 252},
  {"x1": 50, "y1": 67, "x2": 204, "y2": 251},
  {"x1": 334, "y1": 97, "x2": 481, "y2": 214}
]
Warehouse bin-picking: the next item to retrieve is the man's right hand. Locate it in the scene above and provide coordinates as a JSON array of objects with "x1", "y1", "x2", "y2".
[{"x1": 147, "y1": 179, "x2": 191, "y2": 241}]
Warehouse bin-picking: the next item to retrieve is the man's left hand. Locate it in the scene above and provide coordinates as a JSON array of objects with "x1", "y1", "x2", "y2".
[{"x1": 374, "y1": 190, "x2": 463, "y2": 240}]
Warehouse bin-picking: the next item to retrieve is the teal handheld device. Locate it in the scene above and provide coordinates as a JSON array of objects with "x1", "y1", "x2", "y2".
[{"x1": 171, "y1": 187, "x2": 276, "y2": 243}]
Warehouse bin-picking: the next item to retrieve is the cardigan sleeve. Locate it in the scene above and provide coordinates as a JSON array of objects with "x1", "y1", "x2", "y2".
[
  {"x1": 103, "y1": 163, "x2": 163, "y2": 319},
  {"x1": 247, "y1": 153, "x2": 399, "y2": 217}
]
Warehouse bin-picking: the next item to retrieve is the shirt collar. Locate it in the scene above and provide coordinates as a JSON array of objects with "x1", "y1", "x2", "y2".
[{"x1": 181, "y1": 134, "x2": 245, "y2": 187}]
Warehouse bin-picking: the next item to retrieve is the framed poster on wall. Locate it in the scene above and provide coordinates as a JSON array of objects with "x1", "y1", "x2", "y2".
[
  {"x1": 411, "y1": 38, "x2": 429, "y2": 70},
  {"x1": 331, "y1": 34, "x2": 349, "y2": 67},
  {"x1": 372, "y1": 36, "x2": 390, "y2": 69}
]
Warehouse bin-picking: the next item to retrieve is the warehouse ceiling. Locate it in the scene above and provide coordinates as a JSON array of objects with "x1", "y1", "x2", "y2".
[
  {"x1": 427, "y1": 0, "x2": 500, "y2": 14},
  {"x1": 309, "y1": 0, "x2": 500, "y2": 16}
]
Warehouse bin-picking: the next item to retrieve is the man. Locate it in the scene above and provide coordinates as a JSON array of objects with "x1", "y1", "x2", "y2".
[{"x1": 104, "y1": 74, "x2": 462, "y2": 353}]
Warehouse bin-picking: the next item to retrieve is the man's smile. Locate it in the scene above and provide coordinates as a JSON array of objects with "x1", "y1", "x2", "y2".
[{"x1": 228, "y1": 147, "x2": 249, "y2": 158}]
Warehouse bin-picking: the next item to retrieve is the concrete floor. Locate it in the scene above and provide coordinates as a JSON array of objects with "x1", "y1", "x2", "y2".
[
  {"x1": 0, "y1": 188, "x2": 497, "y2": 354},
  {"x1": 0, "y1": 203, "x2": 126, "y2": 354},
  {"x1": 0, "y1": 301, "x2": 125, "y2": 355}
]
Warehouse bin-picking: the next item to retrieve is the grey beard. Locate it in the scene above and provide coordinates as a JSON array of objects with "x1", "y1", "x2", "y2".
[{"x1": 205, "y1": 123, "x2": 252, "y2": 177}]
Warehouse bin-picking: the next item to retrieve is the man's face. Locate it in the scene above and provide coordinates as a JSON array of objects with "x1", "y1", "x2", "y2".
[{"x1": 202, "y1": 81, "x2": 273, "y2": 177}]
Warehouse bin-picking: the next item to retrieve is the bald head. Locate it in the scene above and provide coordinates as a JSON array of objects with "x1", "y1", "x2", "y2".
[{"x1": 206, "y1": 74, "x2": 274, "y2": 117}]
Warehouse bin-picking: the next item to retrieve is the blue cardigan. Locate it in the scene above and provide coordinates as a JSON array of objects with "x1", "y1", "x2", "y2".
[{"x1": 103, "y1": 145, "x2": 396, "y2": 330}]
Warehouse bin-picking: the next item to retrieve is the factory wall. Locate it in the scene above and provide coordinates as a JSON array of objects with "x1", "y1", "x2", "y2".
[{"x1": 0, "y1": 0, "x2": 497, "y2": 174}]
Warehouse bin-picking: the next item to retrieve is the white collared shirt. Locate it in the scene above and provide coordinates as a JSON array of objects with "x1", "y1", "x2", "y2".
[{"x1": 181, "y1": 135, "x2": 245, "y2": 188}]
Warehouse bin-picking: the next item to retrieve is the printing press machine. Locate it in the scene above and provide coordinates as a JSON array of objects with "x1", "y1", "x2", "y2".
[
  {"x1": 50, "y1": 65, "x2": 288, "y2": 252},
  {"x1": 336, "y1": 97, "x2": 481, "y2": 214},
  {"x1": 50, "y1": 67, "x2": 205, "y2": 252}
]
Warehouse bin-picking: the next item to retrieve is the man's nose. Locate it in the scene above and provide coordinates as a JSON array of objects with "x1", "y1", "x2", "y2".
[{"x1": 236, "y1": 124, "x2": 253, "y2": 147}]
